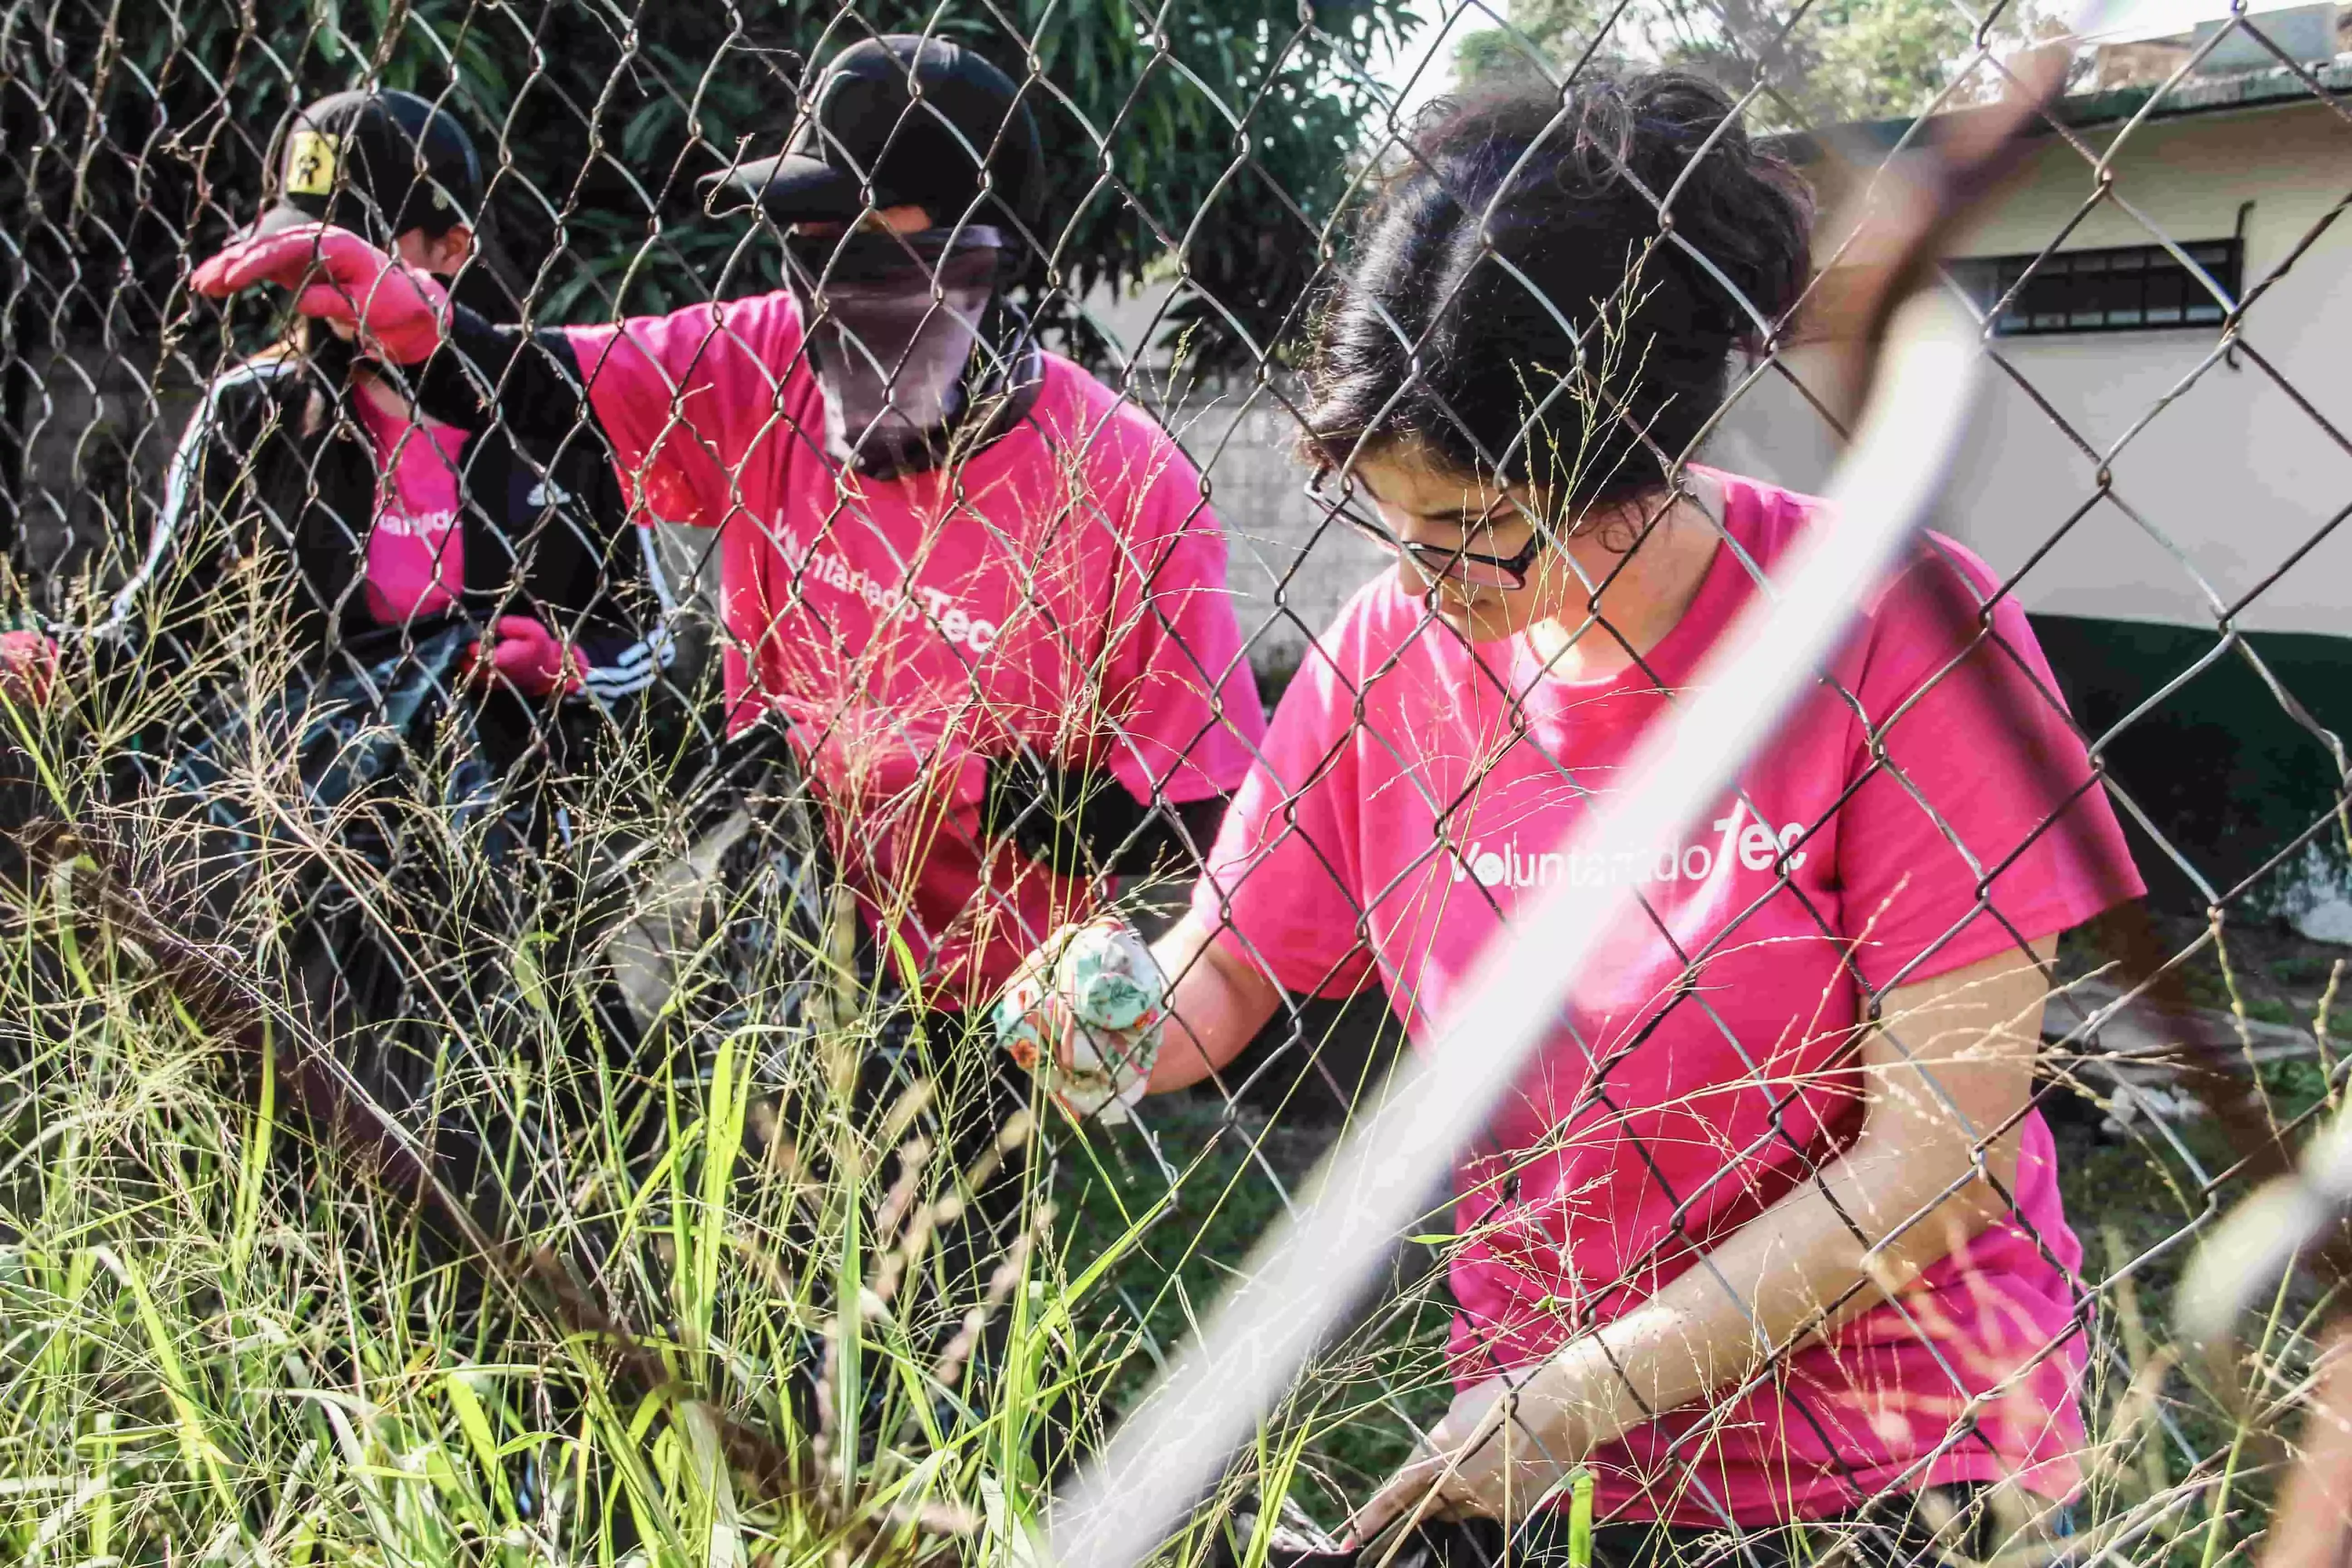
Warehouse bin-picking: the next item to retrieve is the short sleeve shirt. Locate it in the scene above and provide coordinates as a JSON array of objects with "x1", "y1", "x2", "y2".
[
  {"x1": 567, "y1": 293, "x2": 1266, "y2": 1002},
  {"x1": 1195, "y1": 469, "x2": 2144, "y2": 1526}
]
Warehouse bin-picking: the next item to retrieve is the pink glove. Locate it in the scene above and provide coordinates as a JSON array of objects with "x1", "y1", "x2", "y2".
[
  {"x1": 0, "y1": 630, "x2": 56, "y2": 707},
  {"x1": 190, "y1": 223, "x2": 449, "y2": 365},
  {"x1": 461, "y1": 616, "x2": 586, "y2": 699},
  {"x1": 771, "y1": 695, "x2": 987, "y2": 809}
]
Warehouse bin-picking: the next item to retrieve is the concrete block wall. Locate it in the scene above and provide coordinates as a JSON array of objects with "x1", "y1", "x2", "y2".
[{"x1": 1162, "y1": 385, "x2": 1390, "y2": 696}]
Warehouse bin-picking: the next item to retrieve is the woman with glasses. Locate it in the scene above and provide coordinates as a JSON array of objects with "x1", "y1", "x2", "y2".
[{"x1": 1001, "y1": 71, "x2": 2141, "y2": 1566}]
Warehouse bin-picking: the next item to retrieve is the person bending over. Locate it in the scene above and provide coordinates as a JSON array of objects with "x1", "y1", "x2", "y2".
[{"x1": 144, "y1": 88, "x2": 675, "y2": 1228}]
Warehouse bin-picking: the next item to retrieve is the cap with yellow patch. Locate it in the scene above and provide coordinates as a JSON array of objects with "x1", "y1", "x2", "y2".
[{"x1": 250, "y1": 88, "x2": 482, "y2": 244}]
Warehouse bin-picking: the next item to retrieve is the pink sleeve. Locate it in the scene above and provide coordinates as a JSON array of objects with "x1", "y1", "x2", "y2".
[
  {"x1": 1191, "y1": 622, "x2": 1380, "y2": 999},
  {"x1": 1834, "y1": 538, "x2": 2144, "y2": 994},
  {"x1": 1100, "y1": 431, "x2": 1269, "y2": 807},
  {"x1": 562, "y1": 291, "x2": 806, "y2": 527}
]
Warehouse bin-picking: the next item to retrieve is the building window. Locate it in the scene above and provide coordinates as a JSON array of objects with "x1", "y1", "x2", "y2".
[{"x1": 1945, "y1": 240, "x2": 2240, "y2": 336}]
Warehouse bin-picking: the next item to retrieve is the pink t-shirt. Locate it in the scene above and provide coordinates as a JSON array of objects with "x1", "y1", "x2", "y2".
[
  {"x1": 565, "y1": 292, "x2": 1266, "y2": 1004},
  {"x1": 1196, "y1": 470, "x2": 2142, "y2": 1527},
  {"x1": 353, "y1": 390, "x2": 468, "y2": 626}
]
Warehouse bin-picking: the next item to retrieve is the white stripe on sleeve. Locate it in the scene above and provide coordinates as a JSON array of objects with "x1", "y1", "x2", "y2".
[
  {"x1": 103, "y1": 357, "x2": 296, "y2": 640},
  {"x1": 576, "y1": 526, "x2": 681, "y2": 701}
]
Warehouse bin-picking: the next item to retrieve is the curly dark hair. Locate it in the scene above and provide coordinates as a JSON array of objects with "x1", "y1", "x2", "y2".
[{"x1": 1301, "y1": 70, "x2": 1813, "y2": 518}]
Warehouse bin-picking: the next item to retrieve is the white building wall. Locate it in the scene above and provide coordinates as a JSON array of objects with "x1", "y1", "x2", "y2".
[
  {"x1": 1036, "y1": 91, "x2": 2352, "y2": 688},
  {"x1": 1706, "y1": 99, "x2": 2352, "y2": 638},
  {"x1": 1106, "y1": 96, "x2": 2352, "y2": 676}
]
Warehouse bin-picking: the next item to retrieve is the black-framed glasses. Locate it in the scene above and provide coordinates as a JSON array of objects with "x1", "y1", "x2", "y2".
[{"x1": 1303, "y1": 470, "x2": 1548, "y2": 590}]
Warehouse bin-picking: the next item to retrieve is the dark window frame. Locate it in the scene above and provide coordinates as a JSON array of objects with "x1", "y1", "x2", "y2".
[{"x1": 1945, "y1": 239, "x2": 2242, "y2": 337}]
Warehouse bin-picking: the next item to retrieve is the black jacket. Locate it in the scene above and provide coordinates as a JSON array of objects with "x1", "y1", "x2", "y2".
[{"x1": 118, "y1": 336, "x2": 671, "y2": 710}]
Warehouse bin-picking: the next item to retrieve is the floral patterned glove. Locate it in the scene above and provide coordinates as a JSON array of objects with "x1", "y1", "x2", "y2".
[{"x1": 992, "y1": 916, "x2": 1166, "y2": 1125}]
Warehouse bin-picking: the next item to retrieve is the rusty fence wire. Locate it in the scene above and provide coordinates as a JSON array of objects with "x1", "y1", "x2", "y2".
[{"x1": 0, "y1": 2, "x2": 2348, "y2": 1565}]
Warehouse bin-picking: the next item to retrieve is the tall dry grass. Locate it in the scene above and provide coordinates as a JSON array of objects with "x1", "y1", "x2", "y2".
[{"x1": 0, "y1": 524, "x2": 2341, "y2": 1567}]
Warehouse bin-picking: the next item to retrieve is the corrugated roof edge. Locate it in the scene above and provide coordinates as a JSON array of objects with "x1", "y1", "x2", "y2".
[{"x1": 1771, "y1": 54, "x2": 2352, "y2": 163}]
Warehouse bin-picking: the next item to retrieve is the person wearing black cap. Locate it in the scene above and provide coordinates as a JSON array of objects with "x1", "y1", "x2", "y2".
[
  {"x1": 191, "y1": 36, "x2": 1267, "y2": 1445},
  {"x1": 135, "y1": 87, "x2": 674, "y2": 710},
  {"x1": 134, "y1": 87, "x2": 681, "y2": 1226}
]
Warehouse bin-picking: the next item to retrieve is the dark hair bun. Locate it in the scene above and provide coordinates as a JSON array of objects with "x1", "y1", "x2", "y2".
[{"x1": 1302, "y1": 70, "x2": 1813, "y2": 510}]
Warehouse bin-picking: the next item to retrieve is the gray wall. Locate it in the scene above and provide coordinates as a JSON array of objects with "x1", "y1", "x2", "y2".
[
  {"x1": 1163, "y1": 385, "x2": 1390, "y2": 691},
  {"x1": 7, "y1": 339, "x2": 191, "y2": 612}
]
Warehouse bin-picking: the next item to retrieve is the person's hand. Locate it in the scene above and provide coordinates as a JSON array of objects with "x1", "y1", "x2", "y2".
[
  {"x1": 769, "y1": 695, "x2": 987, "y2": 810},
  {"x1": 992, "y1": 916, "x2": 1166, "y2": 1126},
  {"x1": 461, "y1": 615, "x2": 587, "y2": 699},
  {"x1": 0, "y1": 630, "x2": 59, "y2": 708},
  {"x1": 190, "y1": 223, "x2": 450, "y2": 365},
  {"x1": 1347, "y1": 1367, "x2": 1591, "y2": 1544}
]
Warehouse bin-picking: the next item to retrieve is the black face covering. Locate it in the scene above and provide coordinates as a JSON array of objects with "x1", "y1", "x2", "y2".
[{"x1": 785, "y1": 225, "x2": 1040, "y2": 478}]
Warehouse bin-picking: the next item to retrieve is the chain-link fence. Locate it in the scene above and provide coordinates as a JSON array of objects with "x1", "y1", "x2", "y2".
[{"x1": 1, "y1": 2, "x2": 2348, "y2": 1564}]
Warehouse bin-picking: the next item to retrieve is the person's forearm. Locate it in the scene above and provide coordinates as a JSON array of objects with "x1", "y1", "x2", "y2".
[
  {"x1": 1347, "y1": 1112, "x2": 2033, "y2": 1536},
  {"x1": 1345, "y1": 950, "x2": 2058, "y2": 1539},
  {"x1": 411, "y1": 304, "x2": 596, "y2": 441},
  {"x1": 1521, "y1": 946, "x2": 2055, "y2": 1451},
  {"x1": 1524, "y1": 1117, "x2": 2024, "y2": 1451},
  {"x1": 1147, "y1": 910, "x2": 1280, "y2": 1092}
]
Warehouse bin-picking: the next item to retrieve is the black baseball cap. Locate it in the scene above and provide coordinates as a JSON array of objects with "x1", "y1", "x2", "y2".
[
  {"x1": 250, "y1": 88, "x2": 483, "y2": 243},
  {"x1": 710, "y1": 36, "x2": 1043, "y2": 232}
]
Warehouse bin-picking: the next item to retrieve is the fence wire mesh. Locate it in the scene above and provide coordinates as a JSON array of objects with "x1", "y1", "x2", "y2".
[{"x1": 0, "y1": 3, "x2": 2347, "y2": 1566}]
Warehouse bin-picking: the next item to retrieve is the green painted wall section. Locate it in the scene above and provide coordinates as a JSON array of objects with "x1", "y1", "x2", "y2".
[{"x1": 2032, "y1": 614, "x2": 2351, "y2": 913}]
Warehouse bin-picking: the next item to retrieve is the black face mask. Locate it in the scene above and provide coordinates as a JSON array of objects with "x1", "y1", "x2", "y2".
[{"x1": 785, "y1": 225, "x2": 1040, "y2": 478}]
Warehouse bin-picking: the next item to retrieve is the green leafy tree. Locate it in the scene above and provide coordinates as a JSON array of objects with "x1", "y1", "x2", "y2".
[
  {"x1": 1451, "y1": 0, "x2": 2055, "y2": 127},
  {"x1": 1, "y1": 0, "x2": 1422, "y2": 370}
]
